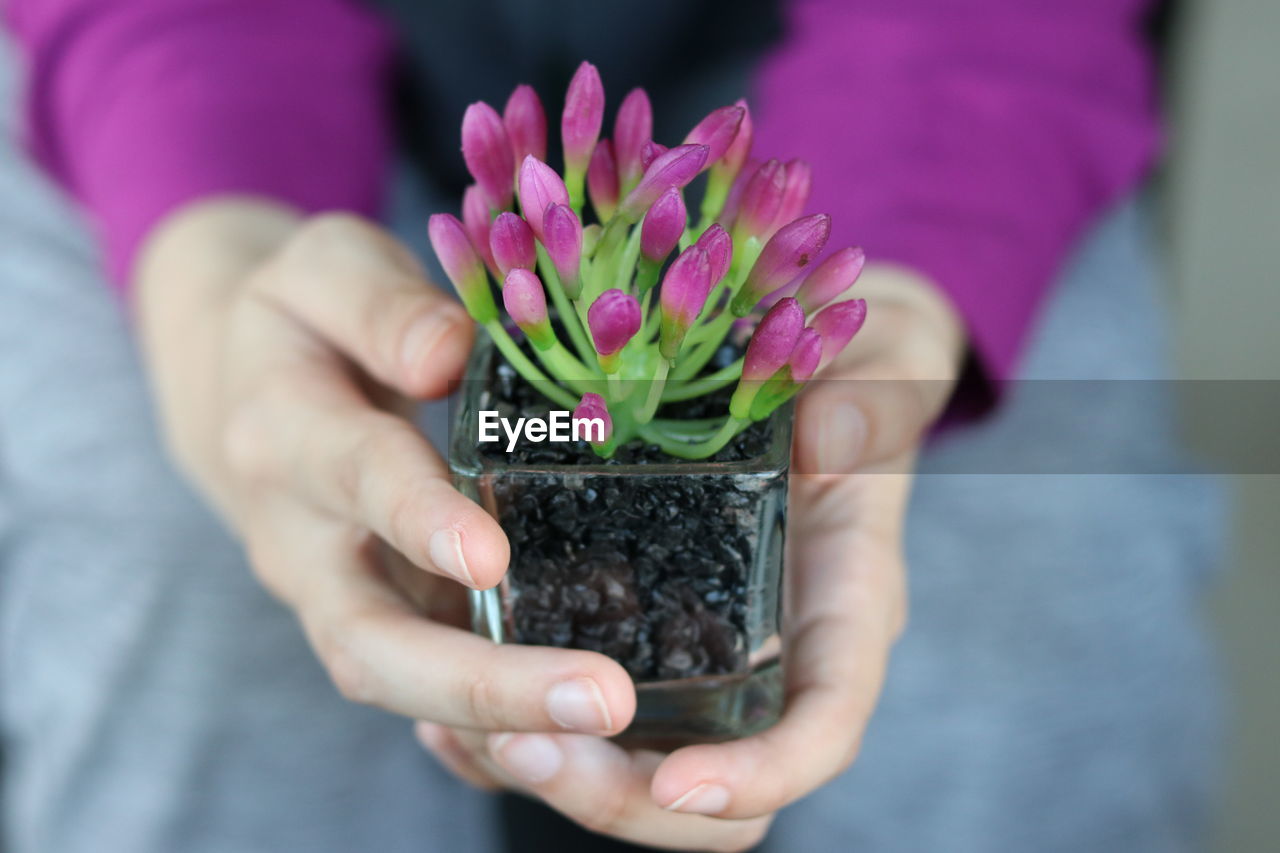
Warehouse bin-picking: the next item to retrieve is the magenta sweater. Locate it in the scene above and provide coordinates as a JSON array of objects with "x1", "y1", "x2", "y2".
[{"x1": 5, "y1": 0, "x2": 1159, "y2": 382}]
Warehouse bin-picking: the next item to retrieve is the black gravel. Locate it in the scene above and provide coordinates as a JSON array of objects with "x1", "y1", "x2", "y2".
[{"x1": 474, "y1": 343, "x2": 788, "y2": 682}]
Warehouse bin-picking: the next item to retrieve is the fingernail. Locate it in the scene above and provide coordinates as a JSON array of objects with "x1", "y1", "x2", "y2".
[
  {"x1": 491, "y1": 733, "x2": 563, "y2": 784},
  {"x1": 545, "y1": 677, "x2": 612, "y2": 733},
  {"x1": 414, "y1": 721, "x2": 446, "y2": 750},
  {"x1": 428, "y1": 527, "x2": 475, "y2": 586},
  {"x1": 419, "y1": 722, "x2": 445, "y2": 747},
  {"x1": 816, "y1": 401, "x2": 865, "y2": 474},
  {"x1": 401, "y1": 312, "x2": 456, "y2": 377},
  {"x1": 664, "y1": 783, "x2": 732, "y2": 815}
]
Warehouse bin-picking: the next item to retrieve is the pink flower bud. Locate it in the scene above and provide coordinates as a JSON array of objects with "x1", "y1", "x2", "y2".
[
  {"x1": 745, "y1": 324, "x2": 822, "y2": 420},
  {"x1": 640, "y1": 187, "x2": 686, "y2": 263},
  {"x1": 562, "y1": 61, "x2": 604, "y2": 176},
  {"x1": 658, "y1": 246, "x2": 713, "y2": 359},
  {"x1": 639, "y1": 140, "x2": 668, "y2": 172},
  {"x1": 619, "y1": 144, "x2": 709, "y2": 221},
  {"x1": 775, "y1": 159, "x2": 812, "y2": 229},
  {"x1": 811, "y1": 298, "x2": 868, "y2": 368},
  {"x1": 795, "y1": 246, "x2": 865, "y2": 311},
  {"x1": 428, "y1": 213, "x2": 497, "y2": 323},
  {"x1": 694, "y1": 224, "x2": 733, "y2": 286},
  {"x1": 730, "y1": 298, "x2": 805, "y2": 419},
  {"x1": 502, "y1": 269, "x2": 554, "y2": 349},
  {"x1": 587, "y1": 289, "x2": 642, "y2": 370},
  {"x1": 489, "y1": 212, "x2": 536, "y2": 277},
  {"x1": 587, "y1": 139, "x2": 619, "y2": 221},
  {"x1": 732, "y1": 214, "x2": 831, "y2": 316},
  {"x1": 683, "y1": 105, "x2": 746, "y2": 166},
  {"x1": 518, "y1": 155, "x2": 570, "y2": 240},
  {"x1": 787, "y1": 328, "x2": 822, "y2": 382},
  {"x1": 614, "y1": 88, "x2": 653, "y2": 190},
  {"x1": 756, "y1": 277, "x2": 801, "y2": 312},
  {"x1": 732, "y1": 159, "x2": 785, "y2": 240},
  {"x1": 503, "y1": 84, "x2": 547, "y2": 165},
  {"x1": 743, "y1": 298, "x2": 805, "y2": 381},
  {"x1": 462, "y1": 183, "x2": 496, "y2": 273},
  {"x1": 572, "y1": 392, "x2": 613, "y2": 445},
  {"x1": 713, "y1": 99, "x2": 753, "y2": 185},
  {"x1": 461, "y1": 102, "x2": 515, "y2": 211},
  {"x1": 542, "y1": 203, "x2": 584, "y2": 298}
]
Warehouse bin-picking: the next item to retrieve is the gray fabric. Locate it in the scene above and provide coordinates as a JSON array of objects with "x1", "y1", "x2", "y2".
[
  {"x1": 0, "y1": 43, "x2": 497, "y2": 853},
  {"x1": 771, "y1": 196, "x2": 1226, "y2": 851},
  {"x1": 0, "y1": 39, "x2": 1222, "y2": 853}
]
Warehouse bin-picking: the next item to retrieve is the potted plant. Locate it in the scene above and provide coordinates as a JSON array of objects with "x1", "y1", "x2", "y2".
[{"x1": 431, "y1": 63, "x2": 868, "y2": 743}]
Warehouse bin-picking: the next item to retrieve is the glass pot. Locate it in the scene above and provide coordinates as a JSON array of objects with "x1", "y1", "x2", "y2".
[{"x1": 450, "y1": 339, "x2": 791, "y2": 743}]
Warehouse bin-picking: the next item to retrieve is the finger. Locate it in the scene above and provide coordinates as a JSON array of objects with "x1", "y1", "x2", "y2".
[
  {"x1": 796, "y1": 273, "x2": 964, "y2": 475},
  {"x1": 650, "y1": 598, "x2": 891, "y2": 819},
  {"x1": 251, "y1": 213, "x2": 473, "y2": 398},
  {"x1": 651, "y1": 471, "x2": 908, "y2": 819},
  {"x1": 485, "y1": 733, "x2": 772, "y2": 852},
  {"x1": 280, "y1": 526, "x2": 636, "y2": 733},
  {"x1": 795, "y1": 313, "x2": 953, "y2": 475},
  {"x1": 380, "y1": 541, "x2": 470, "y2": 629},
  {"x1": 794, "y1": 375, "x2": 935, "y2": 475},
  {"x1": 439, "y1": 726, "x2": 519, "y2": 786},
  {"x1": 414, "y1": 722, "x2": 502, "y2": 791},
  {"x1": 224, "y1": 371, "x2": 508, "y2": 590}
]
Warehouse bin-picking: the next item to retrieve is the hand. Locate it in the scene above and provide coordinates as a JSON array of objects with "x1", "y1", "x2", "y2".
[
  {"x1": 413, "y1": 264, "x2": 966, "y2": 851},
  {"x1": 135, "y1": 199, "x2": 638, "y2": 737}
]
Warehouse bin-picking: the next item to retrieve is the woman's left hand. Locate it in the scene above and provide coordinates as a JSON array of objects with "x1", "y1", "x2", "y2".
[{"x1": 415, "y1": 265, "x2": 966, "y2": 851}]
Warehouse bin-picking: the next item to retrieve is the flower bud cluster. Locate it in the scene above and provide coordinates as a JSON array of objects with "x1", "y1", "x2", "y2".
[{"x1": 430, "y1": 62, "x2": 869, "y2": 458}]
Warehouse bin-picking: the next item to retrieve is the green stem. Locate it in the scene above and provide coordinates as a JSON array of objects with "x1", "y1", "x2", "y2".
[
  {"x1": 575, "y1": 298, "x2": 594, "y2": 352},
  {"x1": 566, "y1": 168, "x2": 586, "y2": 217},
  {"x1": 641, "y1": 291, "x2": 662, "y2": 343},
  {"x1": 649, "y1": 417, "x2": 723, "y2": 442},
  {"x1": 634, "y1": 359, "x2": 670, "y2": 424},
  {"x1": 536, "y1": 246, "x2": 596, "y2": 366},
  {"x1": 674, "y1": 311, "x2": 737, "y2": 380},
  {"x1": 615, "y1": 225, "x2": 643, "y2": 293},
  {"x1": 637, "y1": 416, "x2": 748, "y2": 460},
  {"x1": 605, "y1": 370, "x2": 627, "y2": 403},
  {"x1": 634, "y1": 258, "x2": 661, "y2": 297},
  {"x1": 483, "y1": 321, "x2": 578, "y2": 409},
  {"x1": 696, "y1": 172, "x2": 731, "y2": 231},
  {"x1": 729, "y1": 234, "x2": 763, "y2": 284},
  {"x1": 652, "y1": 416, "x2": 725, "y2": 431},
  {"x1": 693, "y1": 279, "x2": 728, "y2": 327},
  {"x1": 592, "y1": 217, "x2": 631, "y2": 299},
  {"x1": 639, "y1": 288, "x2": 654, "y2": 324},
  {"x1": 535, "y1": 339, "x2": 603, "y2": 396},
  {"x1": 663, "y1": 356, "x2": 744, "y2": 401}
]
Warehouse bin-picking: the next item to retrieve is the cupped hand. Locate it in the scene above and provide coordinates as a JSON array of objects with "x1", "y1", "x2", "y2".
[
  {"x1": 135, "y1": 199, "x2": 637, "y2": 737},
  {"x1": 414, "y1": 264, "x2": 965, "y2": 851}
]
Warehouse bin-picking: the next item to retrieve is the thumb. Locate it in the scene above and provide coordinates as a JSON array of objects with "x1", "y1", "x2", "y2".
[{"x1": 793, "y1": 267, "x2": 966, "y2": 475}]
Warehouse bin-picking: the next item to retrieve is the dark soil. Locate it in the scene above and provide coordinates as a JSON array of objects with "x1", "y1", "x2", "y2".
[{"x1": 475, "y1": 343, "x2": 788, "y2": 683}]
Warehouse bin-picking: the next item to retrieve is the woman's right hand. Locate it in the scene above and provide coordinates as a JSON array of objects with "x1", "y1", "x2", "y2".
[{"x1": 133, "y1": 199, "x2": 636, "y2": 748}]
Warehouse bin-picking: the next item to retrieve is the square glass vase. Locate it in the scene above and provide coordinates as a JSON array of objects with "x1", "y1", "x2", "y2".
[{"x1": 449, "y1": 339, "x2": 791, "y2": 744}]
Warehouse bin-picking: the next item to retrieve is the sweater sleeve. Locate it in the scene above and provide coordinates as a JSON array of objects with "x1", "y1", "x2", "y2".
[
  {"x1": 4, "y1": 0, "x2": 394, "y2": 289},
  {"x1": 752, "y1": 0, "x2": 1161, "y2": 384}
]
